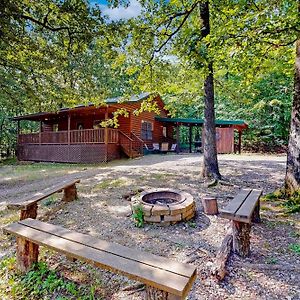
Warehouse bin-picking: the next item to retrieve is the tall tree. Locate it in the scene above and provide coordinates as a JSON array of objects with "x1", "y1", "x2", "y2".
[
  {"x1": 285, "y1": 1, "x2": 300, "y2": 192},
  {"x1": 199, "y1": 2, "x2": 221, "y2": 179},
  {"x1": 123, "y1": 0, "x2": 222, "y2": 178}
]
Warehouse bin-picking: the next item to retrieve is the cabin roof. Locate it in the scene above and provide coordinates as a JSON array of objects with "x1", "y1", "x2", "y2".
[
  {"x1": 155, "y1": 117, "x2": 248, "y2": 130},
  {"x1": 12, "y1": 92, "x2": 155, "y2": 121},
  {"x1": 105, "y1": 92, "x2": 150, "y2": 104}
]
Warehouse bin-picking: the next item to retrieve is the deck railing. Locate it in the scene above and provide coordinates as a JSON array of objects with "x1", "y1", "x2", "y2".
[{"x1": 18, "y1": 128, "x2": 118, "y2": 144}]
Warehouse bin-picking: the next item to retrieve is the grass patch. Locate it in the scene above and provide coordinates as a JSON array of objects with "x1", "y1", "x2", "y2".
[
  {"x1": 42, "y1": 195, "x2": 58, "y2": 207},
  {"x1": 0, "y1": 258, "x2": 103, "y2": 300},
  {"x1": 289, "y1": 243, "x2": 300, "y2": 255},
  {"x1": 132, "y1": 205, "x2": 144, "y2": 228},
  {"x1": 92, "y1": 178, "x2": 127, "y2": 191},
  {"x1": 266, "y1": 257, "x2": 278, "y2": 264},
  {"x1": 262, "y1": 189, "x2": 300, "y2": 214},
  {"x1": 283, "y1": 191, "x2": 300, "y2": 213}
]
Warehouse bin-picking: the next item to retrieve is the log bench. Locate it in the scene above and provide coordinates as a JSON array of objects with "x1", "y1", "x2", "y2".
[
  {"x1": 219, "y1": 189, "x2": 262, "y2": 257},
  {"x1": 7, "y1": 179, "x2": 80, "y2": 220},
  {"x1": 3, "y1": 219, "x2": 197, "y2": 300}
]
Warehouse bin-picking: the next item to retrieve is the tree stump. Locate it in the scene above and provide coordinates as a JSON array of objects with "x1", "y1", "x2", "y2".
[
  {"x1": 145, "y1": 286, "x2": 181, "y2": 300},
  {"x1": 252, "y1": 202, "x2": 261, "y2": 223},
  {"x1": 62, "y1": 184, "x2": 77, "y2": 202},
  {"x1": 20, "y1": 203, "x2": 38, "y2": 220},
  {"x1": 202, "y1": 197, "x2": 218, "y2": 215},
  {"x1": 232, "y1": 221, "x2": 251, "y2": 257},
  {"x1": 16, "y1": 237, "x2": 39, "y2": 273}
]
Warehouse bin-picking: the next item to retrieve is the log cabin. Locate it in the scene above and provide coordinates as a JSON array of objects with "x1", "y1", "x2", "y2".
[{"x1": 13, "y1": 93, "x2": 248, "y2": 163}]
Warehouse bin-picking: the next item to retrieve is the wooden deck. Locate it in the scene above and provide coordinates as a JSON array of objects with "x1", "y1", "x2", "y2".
[{"x1": 17, "y1": 128, "x2": 143, "y2": 163}]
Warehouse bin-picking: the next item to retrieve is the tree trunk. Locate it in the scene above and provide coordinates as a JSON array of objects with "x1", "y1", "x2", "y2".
[
  {"x1": 20, "y1": 203, "x2": 38, "y2": 220},
  {"x1": 232, "y1": 221, "x2": 251, "y2": 258},
  {"x1": 285, "y1": 37, "x2": 300, "y2": 193},
  {"x1": 62, "y1": 184, "x2": 77, "y2": 202},
  {"x1": 16, "y1": 237, "x2": 39, "y2": 273},
  {"x1": 145, "y1": 286, "x2": 180, "y2": 300},
  {"x1": 199, "y1": 2, "x2": 221, "y2": 180}
]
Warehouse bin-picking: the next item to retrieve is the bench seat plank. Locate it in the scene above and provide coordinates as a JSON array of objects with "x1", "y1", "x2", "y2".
[
  {"x1": 234, "y1": 190, "x2": 262, "y2": 223},
  {"x1": 4, "y1": 220, "x2": 196, "y2": 297},
  {"x1": 219, "y1": 189, "x2": 251, "y2": 219},
  {"x1": 7, "y1": 179, "x2": 80, "y2": 210},
  {"x1": 20, "y1": 219, "x2": 195, "y2": 279}
]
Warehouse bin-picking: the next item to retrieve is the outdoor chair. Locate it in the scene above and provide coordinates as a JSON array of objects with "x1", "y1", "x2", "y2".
[
  {"x1": 160, "y1": 142, "x2": 169, "y2": 153},
  {"x1": 169, "y1": 143, "x2": 177, "y2": 152}
]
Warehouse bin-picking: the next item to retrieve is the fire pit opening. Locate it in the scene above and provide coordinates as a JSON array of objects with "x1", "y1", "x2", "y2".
[
  {"x1": 141, "y1": 191, "x2": 184, "y2": 205},
  {"x1": 131, "y1": 189, "x2": 196, "y2": 225}
]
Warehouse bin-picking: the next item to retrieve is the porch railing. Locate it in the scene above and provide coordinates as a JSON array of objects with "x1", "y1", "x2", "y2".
[{"x1": 18, "y1": 128, "x2": 118, "y2": 144}]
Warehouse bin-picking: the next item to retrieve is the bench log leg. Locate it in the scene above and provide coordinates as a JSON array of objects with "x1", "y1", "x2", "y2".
[
  {"x1": 62, "y1": 184, "x2": 77, "y2": 202},
  {"x1": 232, "y1": 221, "x2": 251, "y2": 258},
  {"x1": 252, "y1": 201, "x2": 261, "y2": 223},
  {"x1": 20, "y1": 203, "x2": 38, "y2": 220},
  {"x1": 16, "y1": 237, "x2": 39, "y2": 273},
  {"x1": 145, "y1": 286, "x2": 181, "y2": 300}
]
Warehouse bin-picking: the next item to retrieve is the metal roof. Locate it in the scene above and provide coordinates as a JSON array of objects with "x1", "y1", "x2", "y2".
[
  {"x1": 155, "y1": 117, "x2": 248, "y2": 128},
  {"x1": 12, "y1": 92, "x2": 152, "y2": 121},
  {"x1": 105, "y1": 92, "x2": 151, "y2": 104}
]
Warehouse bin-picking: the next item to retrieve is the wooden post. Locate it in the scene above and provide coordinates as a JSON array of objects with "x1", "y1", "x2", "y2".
[
  {"x1": 232, "y1": 221, "x2": 251, "y2": 257},
  {"x1": 39, "y1": 121, "x2": 42, "y2": 145},
  {"x1": 16, "y1": 237, "x2": 39, "y2": 273},
  {"x1": 176, "y1": 124, "x2": 180, "y2": 154},
  {"x1": 104, "y1": 108, "x2": 109, "y2": 162},
  {"x1": 252, "y1": 201, "x2": 261, "y2": 223},
  {"x1": 145, "y1": 286, "x2": 181, "y2": 300},
  {"x1": 17, "y1": 120, "x2": 20, "y2": 146},
  {"x1": 189, "y1": 125, "x2": 192, "y2": 153},
  {"x1": 62, "y1": 184, "x2": 77, "y2": 202},
  {"x1": 238, "y1": 130, "x2": 242, "y2": 154},
  {"x1": 202, "y1": 197, "x2": 218, "y2": 215},
  {"x1": 67, "y1": 114, "x2": 71, "y2": 145},
  {"x1": 20, "y1": 203, "x2": 38, "y2": 220}
]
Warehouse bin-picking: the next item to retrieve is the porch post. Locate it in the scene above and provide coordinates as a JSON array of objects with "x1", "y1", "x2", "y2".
[
  {"x1": 238, "y1": 130, "x2": 242, "y2": 154},
  {"x1": 17, "y1": 120, "x2": 20, "y2": 145},
  {"x1": 39, "y1": 121, "x2": 42, "y2": 145},
  {"x1": 67, "y1": 114, "x2": 71, "y2": 145},
  {"x1": 104, "y1": 108, "x2": 108, "y2": 162},
  {"x1": 189, "y1": 125, "x2": 192, "y2": 153},
  {"x1": 176, "y1": 123, "x2": 180, "y2": 154}
]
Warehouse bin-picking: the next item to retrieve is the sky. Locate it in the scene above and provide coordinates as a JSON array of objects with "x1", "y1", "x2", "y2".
[{"x1": 90, "y1": 0, "x2": 142, "y2": 21}]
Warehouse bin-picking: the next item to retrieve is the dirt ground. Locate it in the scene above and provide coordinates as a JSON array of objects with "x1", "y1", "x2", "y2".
[{"x1": 0, "y1": 153, "x2": 299, "y2": 300}]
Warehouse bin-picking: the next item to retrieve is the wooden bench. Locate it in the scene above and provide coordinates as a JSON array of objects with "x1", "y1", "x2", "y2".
[
  {"x1": 4, "y1": 219, "x2": 197, "y2": 300},
  {"x1": 219, "y1": 189, "x2": 262, "y2": 257},
  {"x1": 7, "y1": 179, "x2": 80, "y2": 220}
]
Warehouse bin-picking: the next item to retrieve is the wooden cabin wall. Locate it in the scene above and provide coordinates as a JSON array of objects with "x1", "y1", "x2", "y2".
[
  {"x1": 201, "y1": 127, "x2": 234, "y2": 154},
  {"x1": 113, "y1": 96, "x2": 168, "y2": 142},
  {"x1": 215, "y1": 127, "x2": 234, "y2": 153}
]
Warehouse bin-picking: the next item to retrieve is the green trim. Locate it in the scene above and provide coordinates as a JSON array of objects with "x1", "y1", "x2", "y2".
[{"x1": 155, "y1": 117, "x2": 247, "y2": 126}]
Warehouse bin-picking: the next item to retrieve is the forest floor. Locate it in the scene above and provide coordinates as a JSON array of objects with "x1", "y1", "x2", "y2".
[{"x1": 0, "y1": 153, "x2": 299, "y2": 300}]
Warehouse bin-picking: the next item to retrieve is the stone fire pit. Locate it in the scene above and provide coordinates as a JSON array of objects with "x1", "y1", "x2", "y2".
[{"x1": 131, "y1": 188, "x2": 196, "y2": 225}]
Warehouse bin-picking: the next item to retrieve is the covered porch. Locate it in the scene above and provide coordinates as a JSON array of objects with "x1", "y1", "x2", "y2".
[
  {"x1": 13, "y1": 104, "x2": 142, "y2": 163},
  {"x1": 156, "y1": 117, "x2": 248, "y2": 154}
]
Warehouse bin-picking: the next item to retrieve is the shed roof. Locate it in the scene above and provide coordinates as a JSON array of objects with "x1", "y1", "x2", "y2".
[{"x1": 155, "y1": 117, "x2": 248, "y2": 130}]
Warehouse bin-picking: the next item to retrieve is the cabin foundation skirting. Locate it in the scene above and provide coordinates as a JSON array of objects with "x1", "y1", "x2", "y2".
[{"x1": 17, "y1": 144, "x2": 120, "y2": 163}]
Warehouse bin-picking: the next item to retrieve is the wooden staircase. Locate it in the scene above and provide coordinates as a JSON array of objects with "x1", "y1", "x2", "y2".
[{"x1": 119, "y1": 131, "x2": 144, "y2": 159}]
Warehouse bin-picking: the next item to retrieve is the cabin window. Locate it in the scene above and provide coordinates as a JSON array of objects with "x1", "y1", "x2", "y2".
[
  {"x1": 163, "y1": 127, "x2": 167, "y2": 137},
  {"x1": 141, "y1": 121, "x2": 153, "y2": 140}
]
